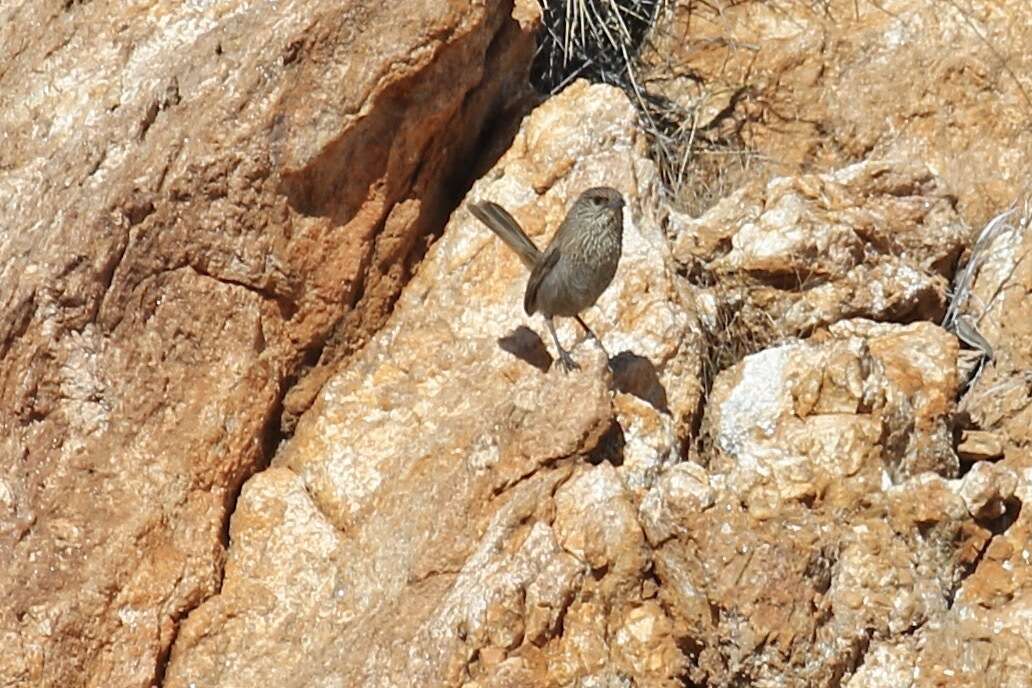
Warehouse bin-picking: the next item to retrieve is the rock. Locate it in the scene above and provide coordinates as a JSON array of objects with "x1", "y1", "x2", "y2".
[
  {"x1": 162, "y1": 82, "x2": 704, "y2": 687},
  {"x1": 834, "y1": 228, "x2": 1032, "y2": 688},
  {"x1": 639, "y1": 319, "x2": 988, "y2": 686},
  {"x1": 554, "y1": 464, "x2": 647, "y2": 580},
  {"x1": 639, "y1": 461, "x2": 713, "y2": 545},
  {"x1": 957, "y1": 429, "x2": 1005, "y2": 463},
  {"x1": 705, "y1": 319, "x2": 960, "y2": 510},
  {"x1": 0, "y1": 2, "x2": 536, "y2": 686},
  {"x1": 846, "y1": 467, "x2": 1031, "y2": 688},
  {"x1": 5, "y1": 0, "x2": 1030, "y2": 685},
  {"x1": 643, "y1": 0, "x2": 1032, "y2": 226},
  {"x1": 955, "y1": 462, "x2": 1018, "y2": 521},
  {"x1": 611, "y1": 602, "x2": 685, "y2": 685},
  {"x1": 672, "y1": 161, "x2": 969, "y2": 337}
]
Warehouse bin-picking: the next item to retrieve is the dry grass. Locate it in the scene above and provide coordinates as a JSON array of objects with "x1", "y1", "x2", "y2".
[
  {"x1": 944, "y1": 198, "x2": 1031, "y2": 346},
  {"x1": 946, "y1": 194, "x2": 1031, "y2": 396},
  {"x1": 531, "y1": 0, "x2": 759, "y2": 215},
  {"x1": 532, "y1": 0, "x2": 663, "y2": 94}
]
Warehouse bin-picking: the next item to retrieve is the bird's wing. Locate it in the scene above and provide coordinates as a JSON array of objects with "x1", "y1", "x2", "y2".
[
  {"x1": 524, "y1": 243, "x2": 561, "y2": 316},
  {"x1": 469, "y1": 201, "x2": 541, "y2": 269}
]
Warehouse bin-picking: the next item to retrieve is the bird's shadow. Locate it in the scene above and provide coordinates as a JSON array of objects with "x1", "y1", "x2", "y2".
[
  {"x1": 497, "y1": 329, "x2": 671, "y2": 416},
  {"x1": 498, "y1": 326, "x2": 553, "y2": 373}
]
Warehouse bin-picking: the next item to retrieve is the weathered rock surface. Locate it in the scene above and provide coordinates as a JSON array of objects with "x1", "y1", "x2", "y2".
[
  {"x1": 163, "y1": 74, "x2": 1029, "y2": 684},
  {"x1": 648, "y1": 320, "x2": 986, "y2": 685},
  {"x1": 647, "y1": 4, "x2": 1032, "y2": 673},
  {"x1": 846, "y1": 463, "x2": 1031, "y2": 688},
  {"x1": 0, "y1": 1, "x2": 536, "y2": 686},
  {"x1": 4, "y1": 1, "x2": 1031, "y2": 686},
  {"x1": 846, "y1": 202, "x2": 1032, "y2": 688},
  {"x1": 163, "y1": 81, "x2": 704, "y2": 687},
  {"x1": 956, "y1": 203, "x2": 1032, "y2": 462},
  {"x1": 671, "y1": 160, "x2": 969, "y2": 344},
  {"x1": 643, "y1": 0, "x2": 1032, "y2": 225}
]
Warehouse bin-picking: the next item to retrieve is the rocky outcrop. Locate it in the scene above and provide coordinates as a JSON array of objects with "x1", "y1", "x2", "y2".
[
  {"x1": 163, "y1": 80, "x2": 705, "y2": 688},
  {"x1": 671, "y1": 161, "x2": 969, "y2": 339},
  {"x1": 0, "y1": 2, "x2": 536, "y2": 686},
  {"x1": 642, "y1": 0, "x2": 1032, "y2": 226},
  {"x1": 163, "y1": 79, "x2": 1027, "y2": 686},
  {"x1": 3, "y1": 1, "x2": 1030, "y2": 687},
  {"x1": 957, "y1": 203, "x2": 1032, "y2": 458},
  {"x1": 848, "y1": 203, "x2": 1032, "y2": 688},
  {"x1": 665, "y1": 321, "x2": 971, "y2": 684}
]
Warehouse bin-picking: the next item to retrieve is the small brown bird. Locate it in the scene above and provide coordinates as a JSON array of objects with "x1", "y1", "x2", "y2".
[{"x1": 470, "y1": 187, "x2": 626, "y2": 372}]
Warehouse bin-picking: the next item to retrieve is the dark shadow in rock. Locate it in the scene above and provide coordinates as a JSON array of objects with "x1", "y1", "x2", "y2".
[
  {"x1": 587, "y1": 421, "x2": 625, "y2": 467},
  {"x1": 611, "y1": 350, "x2": 669, "y2": 414},
  {"x1": 983, "y1": 495, "x2": 1022, "y2": 536},
  {"x1": 498, "y1": 326, "x2": 552, "y2": 372}
]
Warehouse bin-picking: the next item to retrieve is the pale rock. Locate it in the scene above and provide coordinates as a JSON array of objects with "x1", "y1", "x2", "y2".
[
  {"x1": 957, "y1": 430, "x2": 1005, "y2": 463},
  {"x1": 639, "y1": 462, "x2": 714, "y2": 545},
  {"x1": 673, "y1": 161, "x2": 968, "y2": 333},
  {"x1": 611, "y1": 392, "x2": 680, "y2": 493},
  {"x1": 576, "y1": 673, "x2": 634, "y2": 688},
  {"x1": 845, "y1": 468, "x2": 1031, "y2": 687},
  {"x1": 706, "y1": 320, "x2": 959, "y2": 514},
  {"x1": 844, "y1": 640, "x2": 920, "y2": 688},
  {"x1": 554, "y1": 464, "x2": 648, "y2": 579},
  {"x1": 463, "y1": 656, "x2": 540, "y2": 688},
  {"x1": 649, "y1": 316, "x2": 979, "y2": 685},
  {"x1": 830, "y1": 319, "x2": 961, "y2": 477},
  {"x1": 955, "y1": 462, "x2": 1018, "y2": 521},
  {"x1": 611, "y1": 602, "x2": 686, "y2": 684},
  {"x1": 956, "y1": 204, "x2": 1032, "y2": 464}
]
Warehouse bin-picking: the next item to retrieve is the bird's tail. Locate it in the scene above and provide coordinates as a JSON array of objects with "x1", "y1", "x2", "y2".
[{"x1": 469, "y1": 201, "x2": 541, "y2": 270}]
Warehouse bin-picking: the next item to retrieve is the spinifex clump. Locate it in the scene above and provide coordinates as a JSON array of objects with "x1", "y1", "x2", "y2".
[{"x1": 531, "y1": 0, "x2": 662, "y2": 94}]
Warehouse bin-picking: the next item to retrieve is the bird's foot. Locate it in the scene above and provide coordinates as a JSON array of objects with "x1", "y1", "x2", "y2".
[{"x1": 556, "y1": 349, "x2": 581, "y2": 374}]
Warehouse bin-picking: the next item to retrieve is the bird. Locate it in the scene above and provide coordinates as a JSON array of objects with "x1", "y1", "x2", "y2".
[{"x1": 469, "y1": 186, "x2": 626, "y2": 373}]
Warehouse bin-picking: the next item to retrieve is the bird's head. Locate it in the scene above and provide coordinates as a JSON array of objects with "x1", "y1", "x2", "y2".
[{"x1": 574, "y1": 186, "x2": 625, "y2": 228}]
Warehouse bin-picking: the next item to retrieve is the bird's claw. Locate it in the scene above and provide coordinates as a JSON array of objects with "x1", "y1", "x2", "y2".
[{"x1": 557, "y1": 351, "x2": 581, "y2": 374}]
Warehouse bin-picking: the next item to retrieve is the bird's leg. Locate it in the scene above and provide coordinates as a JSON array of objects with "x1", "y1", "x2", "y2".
[
  {"x1": 574, "y1": 315, "x2": 610, "y2": 360},
  {"x1": 546, "y1": 317, "x2": 580, "y2": 373}
]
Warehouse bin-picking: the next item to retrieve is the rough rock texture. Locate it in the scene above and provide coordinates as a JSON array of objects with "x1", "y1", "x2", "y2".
[
  {"x1": 671, "y1": 160, "x2": 969, "y2": 343},
  {"x1": 642, "y1": 3, "x2": 1032, "y2": 678},
  {"x1": 162, "y1": 76, "x2": 1029, "y2": 685},
  {"x1": 663, "y1": 165, "x2": 1031, "y2": 685},
  {"x1": 163, "y1": 80, "x2": 705, "y2": 688},
  {"x1": 845, "y1": 200, "x2": 1032, "y2": 688},
  {"x1": 643, "y1": 0, "x2": 1032, "y2": 225},
  {"x1": 846, "y1": 462, "x2": 1031, "y2": 688},
  {"x1": 0, "y1": 2, "x2": 536, "y2": 686},
  {"x1": 645, "y1": 321, "x2": 985, "y2": 686},
  {"x1": 4, "y1": 1, "x2": 1031, "y2": 687}
]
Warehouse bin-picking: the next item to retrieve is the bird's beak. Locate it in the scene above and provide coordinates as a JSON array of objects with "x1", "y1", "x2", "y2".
[{"x1": 611, "y1": 196, "x2": 626, "y2": 210}]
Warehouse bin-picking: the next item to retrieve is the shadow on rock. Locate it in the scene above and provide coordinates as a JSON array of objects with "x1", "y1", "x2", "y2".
[
  {"x1": 611, "y1": 350, "x2": 670, "y2": 414},
  {"x1": 586, "y1": 420, "x2": 626, "y2": 467},
  {"x1": 498, "y1": 326, "x2": 553, "y2": 372}
]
